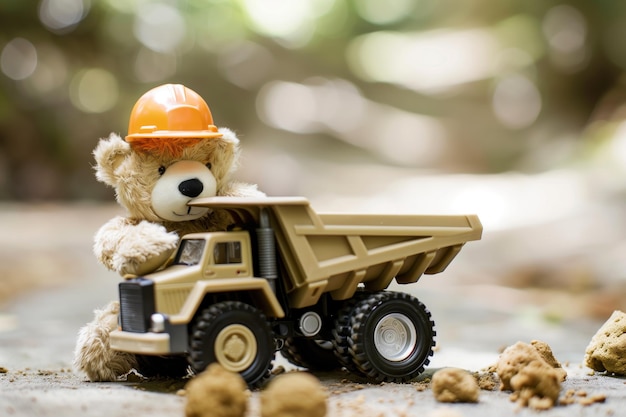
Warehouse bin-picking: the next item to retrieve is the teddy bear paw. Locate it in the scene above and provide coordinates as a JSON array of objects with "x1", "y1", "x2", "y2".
[
  {"x1": 110, "y1": 220, "x2": 179, "y2": 276},
  {"x1": 73, "y1": 301, "x2": 138, "y2": 381}
]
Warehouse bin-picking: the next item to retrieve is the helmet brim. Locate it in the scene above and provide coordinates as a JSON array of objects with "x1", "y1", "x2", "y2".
[{"x1": 126, "y1": 131, "x2": 223, "y2": 141}]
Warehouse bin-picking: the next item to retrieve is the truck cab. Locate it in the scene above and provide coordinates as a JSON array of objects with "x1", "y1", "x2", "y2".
[{"x1": 172, "y1": 231, "x2": 254, "y2": 280}]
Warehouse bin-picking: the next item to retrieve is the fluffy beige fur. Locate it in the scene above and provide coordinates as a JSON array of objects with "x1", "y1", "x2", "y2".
[
  {"x1": 74, "y1": 127, "x2": 263, "y2": 381},
  {"x1": 74, "y1": 301, "x2": 137, "y2": 381}
]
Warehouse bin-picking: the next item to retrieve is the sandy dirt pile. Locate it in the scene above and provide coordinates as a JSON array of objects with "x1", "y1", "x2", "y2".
[
  {"x1": 494, "y1": 340, "x2": 566, "y2": 410},
  {"x1": 529, "y1": 340, "x2": 567, "y2": 382},
  {"x1": 260, "y1": 371, "x2": 327, "y2": 417},
  {"x1": 432, "y1": 368, "x2": 480, "y2": 403},
  {"x1": 184, "y1": 363, "x2": 248, "y2": 417},
  {"x1": 472, "y1": 371, "x2": 498, "y2": 391},
  {"x1": 584, "y1": 310, "x2": 626, "y2": 375}
]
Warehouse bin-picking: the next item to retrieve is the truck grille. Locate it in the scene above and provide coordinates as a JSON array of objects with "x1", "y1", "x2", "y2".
[{"x1": 119, "y1": 278, "x2": 155, "y2": 333}]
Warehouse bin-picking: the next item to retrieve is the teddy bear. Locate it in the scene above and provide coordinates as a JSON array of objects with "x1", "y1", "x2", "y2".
[{"x1": 73, "y1": 84, "x2": 263, "y2": 382}]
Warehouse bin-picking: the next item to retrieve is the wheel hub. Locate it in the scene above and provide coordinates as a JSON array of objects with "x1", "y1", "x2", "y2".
[
  {"x1": 224, "y1": 335, "x2": 246, "y2": 362},
  {"x1": 373, "y1": 313, "x2": 417, "y2": 362},
  {"x1": 214, "y1": 324, "x2": 257, "y2": 372}
]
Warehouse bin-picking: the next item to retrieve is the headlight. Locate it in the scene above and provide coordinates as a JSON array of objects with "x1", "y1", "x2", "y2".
[{"x1": 150, "y1": 313, "x2": 167, "y2": 333}]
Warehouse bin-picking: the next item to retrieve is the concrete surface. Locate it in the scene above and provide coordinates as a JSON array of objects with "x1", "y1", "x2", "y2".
[{"x1": 1, "y1": 202, "x2": 625, "y2": 417}]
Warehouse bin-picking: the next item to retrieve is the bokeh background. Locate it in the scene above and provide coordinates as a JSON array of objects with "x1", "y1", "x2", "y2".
[
  {"x1": 5, "y1": 0, "x2": 626, "y2": 199},
  {"x1": 2, "y1": 0, "x2": 626, "y2": 335}
]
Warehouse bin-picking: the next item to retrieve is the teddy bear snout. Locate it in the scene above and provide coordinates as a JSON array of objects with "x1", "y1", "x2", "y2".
[
  {"x1": 178, "y1": 178, "x2": 204, "y2": 198},
  {"x1": 150, "y1": 160, "x2": 217, "y2": 222}
]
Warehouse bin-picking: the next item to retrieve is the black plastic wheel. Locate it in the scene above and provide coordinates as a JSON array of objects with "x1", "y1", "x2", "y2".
[
  {"x1": 331, "y1": 291, "x2": 373, "y2": 375},
  {"x1": 348, "y1": 292, "x2": 435, "y2": 382},
  {"x1": 281, "y1": 337, "x2": 341, "y2": 371},
  {"x1": 135, "y1": 354, "x2": 190, "y2": 378},
  {"x1": 188, "y1": 301, "x2": 275, "y2": 386}
]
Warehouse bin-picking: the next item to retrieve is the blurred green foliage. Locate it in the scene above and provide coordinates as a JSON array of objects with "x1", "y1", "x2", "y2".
[{"x1": 1, "y1": 0, "x2": 626, "y2": 200}]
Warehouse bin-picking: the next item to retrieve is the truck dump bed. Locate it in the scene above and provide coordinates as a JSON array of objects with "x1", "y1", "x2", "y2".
[{"x1": 189, "y1": 197, "x2": 482, "y2": 308}]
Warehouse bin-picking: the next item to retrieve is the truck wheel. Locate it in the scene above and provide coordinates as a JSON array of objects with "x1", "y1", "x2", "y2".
[
  {"x1": 281, "y1": 337, "x2": 340, "y2": 371},
  {"x1": 332, "y1": 291, "x2": 372, "y2": 376},
  {"x1": 189, "y1": 301, "x2": 274, "y2": 386},
  {"x1": 348, "y1": 292, "x2": 435, "y2": 382}
]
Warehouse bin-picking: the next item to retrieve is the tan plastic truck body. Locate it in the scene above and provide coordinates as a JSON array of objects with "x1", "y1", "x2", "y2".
[
  {"x1": 111, "y1": 196, "x2": 482, "y2": 356},
  {"x1": 187, "y1": 197, "x2": 483, "y2": 309}
]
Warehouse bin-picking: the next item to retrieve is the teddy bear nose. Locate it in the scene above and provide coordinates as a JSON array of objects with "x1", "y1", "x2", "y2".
[{"x1": 179, "y1": 178, "x2": 204, "y2": 198}]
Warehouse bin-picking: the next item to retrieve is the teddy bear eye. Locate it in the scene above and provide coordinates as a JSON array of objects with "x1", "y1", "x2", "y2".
[
  {"x1": 158, "y1": 166, "x2": 166, "y2": 176},
  {"x1": 206, "y1": 162, "x2": 212, "y2": 170}
]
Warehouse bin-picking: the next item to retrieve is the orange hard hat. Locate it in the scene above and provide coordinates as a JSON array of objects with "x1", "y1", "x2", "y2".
[{"x1": 125, "y1": 84, "x2": 222, "y2": 143}]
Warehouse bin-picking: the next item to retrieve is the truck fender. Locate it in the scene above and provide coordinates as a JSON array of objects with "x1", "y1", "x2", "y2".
[{"x1": 170, "y1": 278, "x2": 285, "y2": 325}]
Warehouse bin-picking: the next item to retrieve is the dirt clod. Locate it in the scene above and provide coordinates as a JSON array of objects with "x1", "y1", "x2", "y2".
[
  {"x1": 473, "y1": 372, "x2": 498, "y2": 391},
  {"x1": 530, "y1": 340, "x2": 567, "y2": 381},
  {"x1": 495, "y1": 341, "x2": 563, "y2": 410},
  {"x1": 184, "y1": 363, "x2": 248, "y2": 417},
  {"x1": 432, "y1": 368, "x2": 479, "y2": 403},
  {"x1": 260, "y1": 372, "x2": 327, "y2": 417},
  {"x1": 585, "y1": 310, "x2": 626, "y2": 375}
]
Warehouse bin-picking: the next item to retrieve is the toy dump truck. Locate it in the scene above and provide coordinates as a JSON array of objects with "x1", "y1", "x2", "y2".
[{"x1": 110, "y1": 197, "x2": 482, "y2": 385}]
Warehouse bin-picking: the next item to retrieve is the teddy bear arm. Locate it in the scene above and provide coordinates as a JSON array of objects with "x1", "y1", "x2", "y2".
[{"x1": 94, "y1": 216, "x2": 179, "y2": 276}]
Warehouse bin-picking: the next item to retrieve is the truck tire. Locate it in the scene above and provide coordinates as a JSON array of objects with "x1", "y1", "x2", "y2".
[
  {"x1": 348, "y1": 292, "x2": 435, "y2": 382},
  {"x1": 188, "y1": 301, "x2": 274, "y2": 386},
  {"x1": 332, "y1": 291, "x2": 372, "y2": 376},
  {"x1": 281, "y1": 337, "x2": 340, "y2": 371}
]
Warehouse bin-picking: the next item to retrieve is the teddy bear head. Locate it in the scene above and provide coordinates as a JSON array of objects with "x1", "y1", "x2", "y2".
[
  {"x1": 93, "y1": 128, "x2": 241, "y2": 222},
  {"x1": 93, "y1": 84, "x2": 242, "y2": 223}
]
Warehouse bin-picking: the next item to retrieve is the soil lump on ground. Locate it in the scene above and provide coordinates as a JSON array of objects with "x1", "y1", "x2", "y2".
[
  {"x1": 260, "y1": 371, "x2": 327, "y2": 417},
  {"x1": 494, "y1": 341, "x2": 564, "y2": 410},
  {"x1": 184, "y1": 363, "x2": 248, "y2": 417},
  {"x1": 584, "y1": 310, "x2": 626, "y2": 375},
  {"x1": 432, "y1": 368, "x2": 480, "y2": 403}
]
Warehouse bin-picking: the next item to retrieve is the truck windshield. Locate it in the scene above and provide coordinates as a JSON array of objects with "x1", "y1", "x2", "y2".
[{"x1": 174, "y1": 239, "x2": 205, "y2": 266}]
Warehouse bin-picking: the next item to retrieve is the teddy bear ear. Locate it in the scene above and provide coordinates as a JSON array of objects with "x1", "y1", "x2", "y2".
[
  {"x1": 212, "y1": 127, "x2": 241, "y2": 182},
  {"x1": 93, "y1": 133, "x2": 132, "y2": 187}
]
